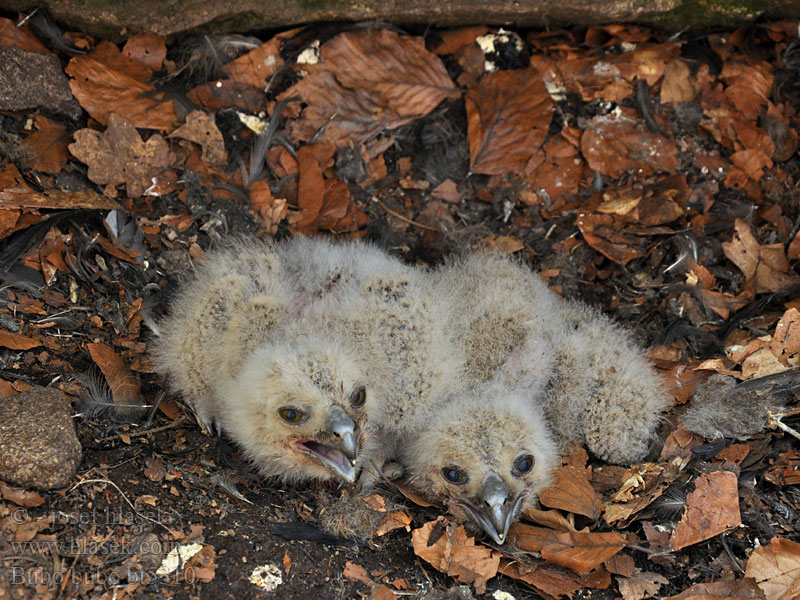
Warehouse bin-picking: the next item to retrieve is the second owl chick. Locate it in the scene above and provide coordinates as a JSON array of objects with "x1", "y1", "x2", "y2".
[{"x1": 432, "y1": 252, "x2": 668, "y2": 465}]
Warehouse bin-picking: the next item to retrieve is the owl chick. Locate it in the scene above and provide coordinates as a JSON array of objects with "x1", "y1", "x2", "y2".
[
  {"x1": 432, "y1": 252, "x2": 668, "y2": 465},
  {"x1": 216, "y1": 333, "x2": 368, "y2": 483},
  {"x1": 150, "y1": 238, "x2": 370, "y2": 484},
  {"x1": 401, "y1": 382, "x2": 558, "y2": 545},
  {"x1": 273, "y1": 236, "x2": 463, "y2": 486}
]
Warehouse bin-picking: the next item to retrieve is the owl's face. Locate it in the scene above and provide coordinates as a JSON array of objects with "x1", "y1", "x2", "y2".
[
  {"x1": 219, "y1": 337, "x2": 371, "y2": 484},
  {"x1": 404, "y1": 388, "x2": 557, "y2": 544}
]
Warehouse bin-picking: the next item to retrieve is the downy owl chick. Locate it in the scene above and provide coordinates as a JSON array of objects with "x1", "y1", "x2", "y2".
[
  {"x1": 151, "y1": 239, "x2": 369, "y2": 484},
  {"x1": 434, "y1": 252, "x2": 667, "y2": 464},
  {"x1": 216, "y1": 333, "x2": 368, "y2": 483},
  {"x1": 274, "y1": 236, "x2": 463, "y2": 486},
  {"x1": 402, "y1": 381, "x2": 558, "y2": 545}
]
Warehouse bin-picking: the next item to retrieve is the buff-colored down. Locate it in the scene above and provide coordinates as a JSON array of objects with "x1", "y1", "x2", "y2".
[
  {"x1": 150, "y1": 236, "x2": 459, "y2": 486},
  {"x1": 398, "y1": 252, "x2": 668, "y2": 543}
]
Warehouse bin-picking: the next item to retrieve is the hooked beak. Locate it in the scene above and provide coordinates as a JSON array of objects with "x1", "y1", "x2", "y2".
[
  {"x1": 456, "y1": 472, "x2": 528, "y2": 545},
  {"x1": 295, "y1": 405, "x2": 360, "y2": 483}
]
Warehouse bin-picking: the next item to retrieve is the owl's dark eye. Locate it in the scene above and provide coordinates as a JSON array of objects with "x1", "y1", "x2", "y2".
[
  {"x1": 278, "y1": 407, "x2": 307, "y2": 424},
  {"x1": 441, "y1": 466, "x2": 468, "y2": 485},
  {"x1": 512, "y1": 454, "x2": 535, "y2": 476},
  {"x1": 350, "y1": 386, "x2": 366, "y2": 407}
]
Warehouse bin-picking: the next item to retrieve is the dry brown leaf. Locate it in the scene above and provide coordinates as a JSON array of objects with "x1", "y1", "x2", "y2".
[
  {"x1": 22, "y1": 115, "x2": 70, "y2": 174},
  {"x1": 375, "y1": 510, "x2": 412, "y2": 537},
  {"x1": 604, "y1": 462, "x2": 678, "y2": 525},
  {"x1": 86, "y1": 342, "x2": 142, "y2": 413},
  {"x1": 483, "y1": 234, "x2": 525, "y2": 254},
  {"x1": 466, "y1": 67, "x2": 554, "y2": 175},
  {"x1": 576, "y1": 213, "x2": 642, "y2": 265},
  {"x1": 508, "y1": 523, "x2": 626, "y2": 575},
  {"x1": 764, "y1": 450, "x2": 800, "y2": 486},
  {"x1": 227, "y1": 33, "x2": 288, "y2": 88},
  {"x1": 522, "y1": 507, "x2": 577, "y2": 532},
  {"x1": 538, "y1": 466, "x2": 603, "y2": 521},
  {"x1": 617, "y1": 570, "x2": 669, "y2": 600},
  {"x1": 670, "y1": 471, "x2": 741, "y2": 551},
  {"x1": 581, "y1": 108, "x2": 677, "y2": 178},
  {"x1": 664, "y1": 577, "x2": 765, "y2": 600},
  {"x1": 745, "y1": 537, "x2": 800, "y2": 600},
  {"x1": 66, "y1": 56, "x2": 177, "y2": 130},
  {"x1": 499, "y1": 559, "x2": 611, "y2": 599},
  {"x1": 343, "y1": 561, "x2": 374, "y2": 586},
  {"x1": 0, "y1": 17, "x2": 50, "y2": 54},
  {"x1": 0, "y1": 481, "x2": 45, "y2": 508},
  {"x1": 768, "y1": 308, "x2": 800, "y2": 367},
  {"x1": 283, "y1": 29, "x2": 458, "y2": 145},
  {"x1": 169, "y1": 110, "x2": 227, "y2": 165},
  {"x1": 605, "y1": 553, "x2": 636, "y2": 577},
  {"x1": 722, "y1": 219, "x2": 800, "y2": 294},
  {"x1": 122, "y1": 34, "x2": 166, "y2": 71},
  {"x1": 0, "y1": 330, "x2": 41, "y2": 350},
  {"x1": 69, "y1": 113, "x2": 174, "y2": 198},
  {"x1": 412, "y1": 519, "x2": 499, "y2": 594}
]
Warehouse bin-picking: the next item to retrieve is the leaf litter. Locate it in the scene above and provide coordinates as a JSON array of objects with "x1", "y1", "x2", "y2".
[{"x1": 0, "y1": 15, "x2": 800, "y2": 600}]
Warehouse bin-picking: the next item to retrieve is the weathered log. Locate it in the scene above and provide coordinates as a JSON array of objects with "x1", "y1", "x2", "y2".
[{"x1": 2, "y1": 0, "x2": 799, "y2": 40}]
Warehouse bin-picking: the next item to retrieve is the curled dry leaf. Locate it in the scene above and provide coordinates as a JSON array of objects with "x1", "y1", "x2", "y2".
[
  {"x1": 669, "y1": 470, "x2": 741, "y2": 551},
  {"x1": 538, "y1": 465, "x2": 603, "y2": 521},
  {"x1": 283, "y1": 29, "x2": 459, "y2": 145},
  {"x1": 169, "y1": 110, "x2": 227, "y2": 165},
  {"x1": 411, "y1": 519, "x2": 500, "y2": 594},
  {"x1": 745, "y1": 537, "x2": 800, "y2": 600},
  {"x1": 87, "y1": 342, "x2": 143, "y2": 414},
  {"x1": 508, "y1": 523, "x2": 626, "y2": 575},
  {"x1": 466, "y1": 67, "x2": 554, "y2": 175},
  {"x1": 375, "y1": 510, "x2": 412, "y2": 537},
  {"x1": 0, "y1": 481, "x2": 45, "y2": 508},
  {"x1": 69, "y1": 114, "x2": 173, "y2": 198}
]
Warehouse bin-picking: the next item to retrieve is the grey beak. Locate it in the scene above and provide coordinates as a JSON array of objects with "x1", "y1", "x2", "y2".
[
  {"x1": 327, "y1": 405, "x2": 358, "y2": 462},
  {"x1": 481, "y1": 472, "x2": 512, "y2": 544}
]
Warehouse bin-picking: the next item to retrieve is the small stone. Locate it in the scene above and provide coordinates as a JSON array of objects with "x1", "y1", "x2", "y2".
[{"x1": 0, "y1": 386, "x2": 82, "y2": 490}]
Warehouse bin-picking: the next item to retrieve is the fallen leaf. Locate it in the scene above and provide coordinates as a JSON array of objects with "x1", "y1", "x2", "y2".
[
  {"x1": 412, "y1": 519, "x2": 499, "y2": 594},
  {"x1": 169, "y1": 110, "x2": 227, "y2": 165},
  {"x1": 722, "y1": 218, "x2": 800, "y2": 294},
  {"x1": 538, "y1": 466, "x2": 603, "y2": 520},
  {"x1": 283, "y1": 29, "x2": 458, "y2": 145},
  {"x1": 0, "y1": 481, "x2": 45, "y2": 507},
  {"x1": 670, "y1": 471, "x2": 741, "y2": 551},
  {"x1": 375, "y1": 510, "x2": 412, "y2": 536},
  {"x1": 664, "y1": 577, "x2": 765, "y2": 600},
  {"x1": 69, "y1": 113, "x2": 174, "y2": 197},
  {"x1": 581, "y1": 108, "x2": 677, "y2": 178},
  {"x1": 745, "y1": 537, "x2": 800, "y2": 600},
  {"x1": 0, "y1": 189, "x2": 120, "y2": 210},
  {"x1": 22, "y1": 115, "x2": 70, "y2": 174},
  {"x1": 466, "y1": 67, "x2": 554, "y2": 175},
  {"x1": 122, "y1": 34, "x2": 166, "y2": 71},
  {"x1": 66, "y1": 56, "x2": 177, "y2": 129},
  {"x1": 617, "y1": 570, "x2": 669, "y2": 600},
  {"x1": 343, "y1": 561, "x2": 374, "y2": 586},
  {"x1": 508, "y1": 523, "x2": 626, "y2": 575},
  {"x1": 499, "y1": 559, "x2": 611, "y2": 599},
  {"x1": 0, "y1": 330, "x2": 40, "y2": 350}
]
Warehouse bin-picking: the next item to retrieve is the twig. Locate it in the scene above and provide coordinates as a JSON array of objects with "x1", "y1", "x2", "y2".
[
  {"x1": 95, "y1": 416, "x2": 189, "y2": 443},
  {"x1": 69, "y1": 476, "x2": 178, "y2": 536},
  {"x1": 375, "y1": 198, "x2": 438, "y2": 231}
]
